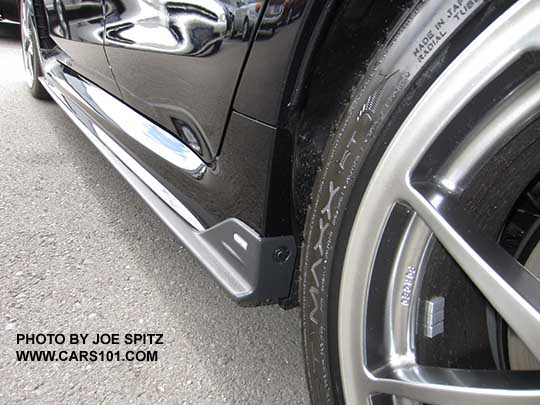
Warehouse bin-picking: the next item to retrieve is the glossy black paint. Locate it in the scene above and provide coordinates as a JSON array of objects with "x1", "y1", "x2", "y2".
[
  {"x1": 35, "y1": 0, "x2": 369, "y2": 238},
  {"x1": 102, "y1": 0, "x2": 266, "y2": 162},
  {"x1": 103, "y1": 105, "x2": 279, "y2": 232},
  {"x1": 42, "y1": 42, "x2": 276, "y2": 235},
  {"x1": 46, "y1": 46, "x2": 280, "y2": 233},
  {"x1": 233, "y1": 0, "x2": 309, "y2": 126},
  {"x1": 0, "y1": 0, "x2": 19, "y2": 20},
  {"x1": 37, "y1": 0, "x2": 313, "y2": 237},
  {"x1": 232, "y1": 0, "x2": 332, "y2": 240},
  {"x1": 42, "y1": 0, "x2": 122, "y2": 96}
]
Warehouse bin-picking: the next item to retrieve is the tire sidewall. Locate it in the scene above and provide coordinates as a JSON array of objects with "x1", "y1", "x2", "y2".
[
  {"x1": 242, "y1": 19, "x2": 250, "y2": 41},
  {"x1": 21, "y1": 0, "x2": 49, "y2": 99}
]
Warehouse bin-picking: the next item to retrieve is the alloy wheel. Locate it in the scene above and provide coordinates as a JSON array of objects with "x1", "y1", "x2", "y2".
[{"x1": 338, "y1": 1, "x2": 540, "y2": 403}]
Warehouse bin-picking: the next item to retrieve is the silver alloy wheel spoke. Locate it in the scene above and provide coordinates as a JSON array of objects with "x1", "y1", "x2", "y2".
[
  {"x1": 435, "y1": 73, "x2": 540, "y2": 194},
  {"x1": 404, "y1": 183, "x2": 540, "y2": 362},
  {"x1": 370, "y1": 365, "x2": 540, "y2": 404}
]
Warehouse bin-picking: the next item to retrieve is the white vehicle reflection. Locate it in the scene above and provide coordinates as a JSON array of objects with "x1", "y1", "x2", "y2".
[{"x1": 104, "y1": 0, "x2": 233, "y2": 55}]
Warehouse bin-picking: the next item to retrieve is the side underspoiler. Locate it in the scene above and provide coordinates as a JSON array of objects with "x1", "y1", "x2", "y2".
[{"x1": 39, "y1": 56, "x2": 296, "y2": 305}]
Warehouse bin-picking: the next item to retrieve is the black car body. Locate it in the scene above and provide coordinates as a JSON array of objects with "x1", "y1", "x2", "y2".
[
  {"x1": 0, "y1": 0, "x2": 19, "y2": 20},
  {"x1": 22, "y1": 0, "x2": 321, "y2": 304}
]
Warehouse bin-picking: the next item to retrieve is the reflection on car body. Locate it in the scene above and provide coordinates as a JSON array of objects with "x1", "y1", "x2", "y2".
[
  {"x1": 259, "y1": 0, "x2": 283, "y2": 33},
  {"x1": 280, "y1": 0, "x2": 302, "y2": 25},
  {"x1": 104, "y1": 0, "x2": 233, "y2": 55},
  {"x1": 233, "y1": 0, "x2": 282, "y2": 41}
]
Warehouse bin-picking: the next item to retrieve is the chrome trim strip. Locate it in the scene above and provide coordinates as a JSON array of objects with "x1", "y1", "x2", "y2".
[
  {"x1": 50, "y1": 65, "x2": 207, "y2": 176},
  {"x1": 93, "y1": 123, "x2": 206, "y2": 232}
]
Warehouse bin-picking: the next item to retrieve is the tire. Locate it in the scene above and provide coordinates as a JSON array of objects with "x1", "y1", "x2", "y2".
[
  {"x1": 241, "y1": 19, "x2": 250, "y2": 42},
  {"x1": 20, "y1": 0, "x2": 49, "y2": 100},
  {"x1": 300, "y1": 0, "x2": 540, "y2": 404},
  {"x1": 286, "y1": 10, "x2": 293, "y2": 25}
]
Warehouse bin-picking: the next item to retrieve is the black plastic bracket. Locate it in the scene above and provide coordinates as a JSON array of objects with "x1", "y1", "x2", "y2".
[{"x1": 200, "y1": 219, "x2": 296, "y2": 304}]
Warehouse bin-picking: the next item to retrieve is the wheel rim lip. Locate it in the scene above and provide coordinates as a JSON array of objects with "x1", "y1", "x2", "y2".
[
  {"x1": 336, "y1": 0, "x2": 540, "y2": 403},
  {"x1": 21, "y1": 0, "x2": 35, "y2": 88}
]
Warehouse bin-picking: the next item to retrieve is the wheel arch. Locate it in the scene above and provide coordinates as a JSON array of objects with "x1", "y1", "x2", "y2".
[
  {"x1": 283, "y1": 0, "x2": 414, "y2": 243},
  {"x1": 259, "y1": 0, "x2": 415, "y2": 305}
]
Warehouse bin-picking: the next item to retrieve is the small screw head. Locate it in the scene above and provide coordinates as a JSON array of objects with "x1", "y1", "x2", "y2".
[{"x1": 273, "y1": 247, "x2": 290, "y2": 264}]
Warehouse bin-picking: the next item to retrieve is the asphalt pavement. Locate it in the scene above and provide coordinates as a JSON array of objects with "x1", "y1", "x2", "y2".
[{"x1": 0, "y1": 22, "x2": 309, "y2": 404}]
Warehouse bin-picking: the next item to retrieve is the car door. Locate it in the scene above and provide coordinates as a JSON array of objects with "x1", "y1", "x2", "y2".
[
  {"x1": 42, "y1": 0, "x2": 121, "y2": 97},
  {"x1": 102, "y1": 0, "x2": 265, "y2": 162}
]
